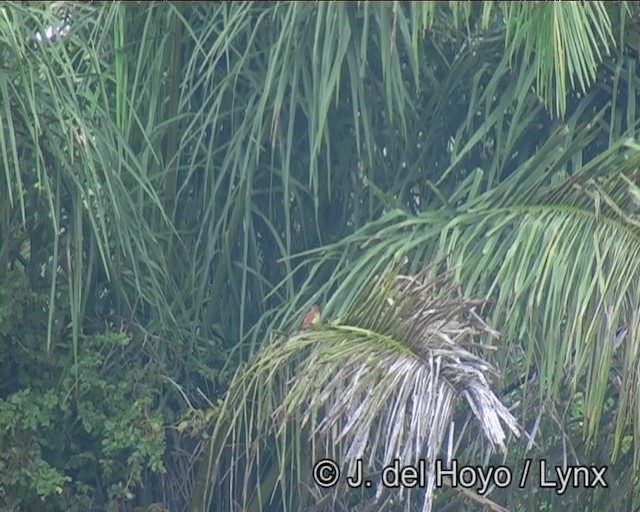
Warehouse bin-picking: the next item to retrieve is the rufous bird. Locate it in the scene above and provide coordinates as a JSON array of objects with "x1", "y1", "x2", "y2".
[{"x1": 301, "y1": 304, "x2": 321, "y2": 330}]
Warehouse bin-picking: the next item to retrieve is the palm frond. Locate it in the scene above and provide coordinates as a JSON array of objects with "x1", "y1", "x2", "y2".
[
  {"x1": 193, "y1": 261, "x2": 517, "y2": 512},
  {"x1": 504, "y1": 1, "x2": 615, "y2": 117},
  {"x1": 271, "y1": 121, "x2": 640, "y2": 466}
]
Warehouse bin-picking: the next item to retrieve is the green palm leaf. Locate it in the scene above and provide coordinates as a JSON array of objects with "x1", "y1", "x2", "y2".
[{"x1": 193, "y1": 261, "x2": 518, "y2": 512}]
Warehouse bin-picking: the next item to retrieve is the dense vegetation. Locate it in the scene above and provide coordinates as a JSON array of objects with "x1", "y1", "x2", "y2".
[{"x1": 1, "y1": 2, "x2": 640, "y2": 511}]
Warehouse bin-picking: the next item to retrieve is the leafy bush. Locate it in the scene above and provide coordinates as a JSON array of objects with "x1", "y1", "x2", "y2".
[{"x1": 0, "y1": 271, "x2": 167, "y2": 512}]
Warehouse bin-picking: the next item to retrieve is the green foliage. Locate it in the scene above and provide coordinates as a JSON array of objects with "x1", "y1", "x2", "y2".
[
  {"x1": 0, "y1": 272, "x2": 167, "y2": 512},
  {"x1": 0, "y1": 389, "x2": 82, "y2": 511},
  {"x1": 2, "y1": 2, "x2": 640, "y2": 511}
]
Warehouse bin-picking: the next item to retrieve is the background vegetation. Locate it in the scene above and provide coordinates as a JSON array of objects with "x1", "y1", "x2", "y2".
[{"x1": 1, "y1": 2, "x2": 640, "y2": 511}]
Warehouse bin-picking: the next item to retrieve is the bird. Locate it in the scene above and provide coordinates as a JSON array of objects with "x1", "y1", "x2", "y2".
[{"x1": 301, "y1": 304, "x2": 321, "y2": 330}]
